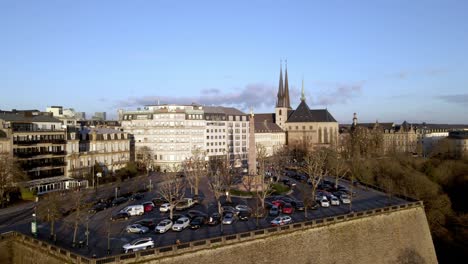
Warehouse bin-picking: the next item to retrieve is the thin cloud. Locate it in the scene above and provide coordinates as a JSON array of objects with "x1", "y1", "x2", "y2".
[
  {"x1": 315, "y1": 83, "x2": 363, "y2": 106},
  {"x1": 437, "y1": 94, "x2": 468, "y2": 106},
  {"x1": 115, "y1": 83, "x2": 277, "y2": 112}
]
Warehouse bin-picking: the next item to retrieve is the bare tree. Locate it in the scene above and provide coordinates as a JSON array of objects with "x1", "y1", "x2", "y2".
[
  {"x1": 136, "y1": 146, "x2": 153, "y2": 176},
  {"x1": 297, "y1": 183, "x2": 314, "y2": 218},
  {"x1": 37, "y1": 191, "x2": 63, "y2": 241},
  {"x1": 0, "y1": 154, "x2": 26, "y2": 207},
  {"x1": 182, "y1": 148, "x2": 206, "y2": 196},
  {"x1": 268, "y1": 146, "x2": 291, "y2": 182},
  {"x1": 254, "y1": 144, "x2": 273, "y2": 211},
  {"x1": 326, "y1": 148, "x2": 350, "y2": 188},
  {"x1": 207, "y1": 157, "x2": 226, "y2": 233},
  {"x1": 300, "y1": 148, "x2": 330, "y2": 211},
  {"x1": 71, "y1": 187, "x2": 86, "y2": 247},
  {"x1": 158, "y1": 165, "x2": 186, "y2": 220}
]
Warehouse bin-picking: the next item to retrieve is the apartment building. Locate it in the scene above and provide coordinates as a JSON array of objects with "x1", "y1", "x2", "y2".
[{"x1": 120, "y1": 104, "x2": 249, "y2": 172}]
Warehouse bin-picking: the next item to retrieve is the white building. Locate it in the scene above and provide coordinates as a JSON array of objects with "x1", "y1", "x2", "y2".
[
  {"x1": 253, "y1": 114, "x2": 286, "y2": 156},
  {"x1": 120, "y1": 104, "x2": 249, "y2": 172}
]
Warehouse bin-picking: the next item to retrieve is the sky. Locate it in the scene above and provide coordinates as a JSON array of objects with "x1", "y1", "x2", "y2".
[{"x1": 1, "y1": 0, "x2": 467, "y2": 124}]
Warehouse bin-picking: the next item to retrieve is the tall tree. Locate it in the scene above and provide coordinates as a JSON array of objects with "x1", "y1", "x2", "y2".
[
  {"x1": 0, "y1": 154, "x2": 26, "y2": 207},
  {"x1": 158, "y1": 165, "x2": 186, "y2": 220},
  {"x1": 207, "y1": 157, "x2": 226, "y2": 233},
  {"x1": 182, "y1": 148, "x2": 206, "y2": 196},
  {"x1": 136, "y1": 146, "x2": 153, "y2": 176},
  {"x1": 71, "y1": 187, "x2": 86, "y2": 247},
  {"x1": 37, "y1": 191, "x2": 63, "y2": 240},
  {"x1": 300, "y1": 148, "x2": 330, "y2": 210}
]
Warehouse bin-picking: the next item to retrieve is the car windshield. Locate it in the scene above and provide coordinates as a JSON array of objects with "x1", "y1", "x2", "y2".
[{"x1": 175, "y1": 219, "x2": 184, "y2": 224}]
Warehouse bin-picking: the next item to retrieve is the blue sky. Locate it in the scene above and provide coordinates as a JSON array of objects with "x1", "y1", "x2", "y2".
[{"x1": 1, "y1": 0, "x2": 467, "y2": 123}]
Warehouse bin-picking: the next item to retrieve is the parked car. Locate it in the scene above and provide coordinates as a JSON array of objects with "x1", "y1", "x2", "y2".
[
  {"x1": 126, "y1": 224, "x2": 149, "y2": 234},
  {"x1": 88, "y1": 203, "x2": 108, "y2": 213},
  {"x1": 235, "y1": 204, "x2": 251, "y2": 212},
  {"x1": 330, "y1": 195, "x2": 340, "y2": 206},
  {"x1": 280, "y1": 197, "x2": 298, "y2": 206},
  {"x1": 172, "y1": 217, "x2": 190, "y2": 231},
  {"x1": 281, "y1": 179, "x2": 297, "y2": 188},
  {"x1": 129, "y1": 193, "x2": 144, "y2": 201},
  {"x1": 122, "y1": 237, "x2": 154, "y2": 253},
  {"x1": 142, "y1": 201, "x2": 154, "y2": 212},
  {"x1": 222, "y1": 206, "x2": 239, "y2": 215},
  {"x1": 155, "y1": 219, "x2": 173, "y2": 234},
  {"x1": 320, "y1": 197, "x2": 330, "y2": 208},
  {"x1": 189, "y1": 216, "x2": 206, "y2": 229},
  {"x1": 121, "y1": 205, "x2": 144, "y2": 216},
  {"x1": 152, "y1": 197, "x2": 169, "y2": 206},
  {"x1": 222, "y1": 212, "x2": 236, "y2": 225},
  {"x1": 135, "y1": 219, "x2": 158, "y2": 229},
  {"x1": 207, "y1": 213, "x2": 221, "y2": 226},
  {"x1": 271, "y1": 200, "x2": 286, "y2": 208},
  {"x1": 111, "y1": 197, "x2": 128, "y2": 207},
  {"x1": 307, "y1": 202, "x2": 320, "y2": 210},
  {"x1": 111, "y1": 211, "x2": 130, "y2": 221},
  {"x1": 282, "y1": 203, "x2": 294, "y2": 214},
  {"x1": 340, "y1": 194, "x2": 351, "y2": 204},
  {"x1": 270, "y1": 215, "x2": 293, "y2": 226},
  {"x1": 238, "y1": 210, "x2": 251, "y2": 221},
  {"x1": 187, "y1": 210, "x2": 208, "y2": 219},
  {"x1": 168, "y1": 214, "x2": 186, "y2": 221},
  {"x1": 294, "y1": 201, "x2": 305, "y2": 211},
  {"x1": 269, "y1": 205, "x2": 280, "y2": 217},
  {"x1": 159, "y1": 203, "x2": 170, "y2": 213}
]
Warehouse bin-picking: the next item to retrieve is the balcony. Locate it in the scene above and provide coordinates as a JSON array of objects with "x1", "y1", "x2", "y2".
[
  {"x1": 14, "y1": 151, "x2": 67, "y2": 158},
  {"x1": 14, "y1": 139, "x2": 66, "y2": 145},
  {"x1": 21, "y1": 161, "x2": 67, "y2": 170}
]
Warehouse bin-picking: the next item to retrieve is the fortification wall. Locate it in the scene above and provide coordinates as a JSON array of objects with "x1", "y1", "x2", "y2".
[{"x1": 0, "y1": 203, "x2": 437, "y2": 264}]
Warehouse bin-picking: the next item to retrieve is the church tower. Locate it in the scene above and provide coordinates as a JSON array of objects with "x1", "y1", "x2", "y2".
[{"x1": 275, "y1": 60, "x2": 291, "y2": 130}]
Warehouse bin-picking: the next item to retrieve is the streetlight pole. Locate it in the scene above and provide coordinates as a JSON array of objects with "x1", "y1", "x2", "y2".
[{"x1": 85, "y1": 216, "x2": 89, "y2": 248}]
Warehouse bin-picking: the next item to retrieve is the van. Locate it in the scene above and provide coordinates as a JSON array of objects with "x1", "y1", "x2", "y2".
[{"x1": 121, "y1": 205, "x2": 144, "y2": 216}]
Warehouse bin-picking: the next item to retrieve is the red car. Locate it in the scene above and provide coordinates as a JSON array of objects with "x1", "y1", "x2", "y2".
[
  {"x1": 142, "y1": 202, "x2": 154, "y2": 212},
  {"x1": 272, "y1": 200, "x2": 285, "y2": 208},
  {"x1": 282, "y1": 203, "x2": 294, "y2": 214}
]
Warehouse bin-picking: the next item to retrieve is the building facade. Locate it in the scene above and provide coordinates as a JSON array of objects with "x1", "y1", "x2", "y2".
[
  {"x1": 120, "y1": 104, "x2": 249, "y2": 172},
  {"x1": 66, "y1": 127, "x2": 131, "y2": 186},
  {"x1": 254, "y1": 113, "x2": 286, "y2": 156}
]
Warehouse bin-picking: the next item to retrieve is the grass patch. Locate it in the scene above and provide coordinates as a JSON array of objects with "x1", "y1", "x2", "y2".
[
  {"x1": 271, "y1": 183, "x2": 290, "y2": 195},
  {"x1": 230, "y1": 189, "x2": 254, "y2": 197},
  {"x1": 20, "y1": 187, "x2": 36, "y2": 201}
]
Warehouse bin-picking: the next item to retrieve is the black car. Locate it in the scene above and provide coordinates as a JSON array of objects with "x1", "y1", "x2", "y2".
[
  {"x1": 111, "y1": 197, "x2": 128, "y2": 207},
  {"x1": 152, "y1": 197, "x2": 169, "y2": 206},
  {"x1": 134, "y1": 218, "x2": 158, "y2": 229},
  {"x1": 280, "y1": 197, "x2": 298, "y2": 206},
  {"x1": 111, "y1": 212, "x2": 130, "y2": 221},
  {"x1": 88, "y1": 202, "x2": 108, "y2": 213},
  {"x1": 207, "y1": 213, "x2": 221, "y2": 226},
  {"x1": 307, "y1": 202, "x2": 320, "y2": 210},
  {"x1": 269, "y1": 205, "x2": 280, "y2": 217},
  {"x1": 187, "y1": 210, "x2": 208, "y2": 219},
  {"x1": 129, "y1": 193, "x2": 144, "y2": 201},
  {"x1": 190, "y1": 216, "x2": 206, "y2": 229},
  {"x1": 238, "y1": 211, "x2": 250, "y2": 221},
  {"x1": 294, "y1": 201, "x2": 305, "y2": 211}
]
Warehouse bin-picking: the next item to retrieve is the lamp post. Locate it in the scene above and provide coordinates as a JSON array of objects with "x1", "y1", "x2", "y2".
[{"x1": 31, "y1": 196, "x2": 38, "y2": 237}]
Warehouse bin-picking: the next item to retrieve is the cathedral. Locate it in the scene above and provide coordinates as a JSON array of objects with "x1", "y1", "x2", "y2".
[{"x1": 255, "y1": 62, "x2": 339, "y2": 151}]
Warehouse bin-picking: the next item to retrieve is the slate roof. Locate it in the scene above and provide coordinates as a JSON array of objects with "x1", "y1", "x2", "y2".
[
  {"x1": 286, "y1": 100, "x2": 337, "y2": 123},
  {"x1": 203, "y1": 106, "x2": 246, "y2": 116},
  {"x1": 0, "y1": 112, "x2": 61, "y2": 123},
  {"x1": 254, "y1": 113, "x2": 284, "y2": 133},
  {"x1": 81, "y1": 127, "x2": 125, "y2": 135}
]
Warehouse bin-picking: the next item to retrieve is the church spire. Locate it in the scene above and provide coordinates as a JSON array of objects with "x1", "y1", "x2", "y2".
[
  {"x1": 301, "y1": 77, "x2": 306, "y2": 102},
  {"x1": 276, "y1": 60, "x2": 284, "y2": 107},
  {"x1": 283, "y1": 60, "x2": 291, "y2": 108}
]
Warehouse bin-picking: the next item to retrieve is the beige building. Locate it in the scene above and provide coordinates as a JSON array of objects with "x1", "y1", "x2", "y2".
[
  {"x1": 0, "y1": 126, "x2": 12, "y2": 154},
  {"x1": 66, "y1": 127, "x2": 131, "y2": 186},
  {"x1": 254, "y1": 114, "x2": 286, "y2": 156}
]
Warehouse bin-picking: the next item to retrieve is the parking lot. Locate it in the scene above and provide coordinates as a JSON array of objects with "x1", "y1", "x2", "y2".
[{"x1": 3, "y1": 174, "x2": 408, "y2": 258}]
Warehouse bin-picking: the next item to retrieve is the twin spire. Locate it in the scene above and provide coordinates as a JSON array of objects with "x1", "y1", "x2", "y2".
[{"x1": 276, "y1": 60, "x2": 291, "y2": 108}]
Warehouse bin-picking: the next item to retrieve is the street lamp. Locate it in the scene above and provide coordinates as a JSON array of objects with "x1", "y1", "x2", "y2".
[{"x1": 31, "y1": 196, "x2": 38, "y2": 237}]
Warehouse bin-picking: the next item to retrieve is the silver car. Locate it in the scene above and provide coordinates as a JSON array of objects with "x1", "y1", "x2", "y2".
[
  {"x1": 126, "y1": 224, "x2": 149, "y2": 234},
  {"x1": 155, "y1": 219, "x2": 173, "y2": 234},
  {"x1": 122, "y1": 237, "x2": 154, "y2": 253},
  {"x1": 222, "y1": 212, "x2": 236, "y2": 225}
]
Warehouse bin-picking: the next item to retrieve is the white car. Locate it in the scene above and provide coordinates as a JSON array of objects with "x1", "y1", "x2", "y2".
[
  {"x1": 159, "y1": 203, "x2": 170, "y2": 213},
  {"x1": 235, "y1": 205, "x2": 251, "y2": 212},
  {"x1": 171, "y1": 217, "x2": 190, "y2": 231},
  {"x1": 122, "y1": 237, "x2": 154, "y2": 253},
  {"x1": 270, "y1": 215, "x2": 293, "y2": 226},
  {"x1": 155, "y1": 219, "x2": 173, "y2": 234},
  {"x1": 320, "y1": 197, "x2": 330, "y2": 207},
  {"x1": 125, "y1": 224, "x2": 149, "y2": 234},
  {"x1": 340, "y1": 194, "x2": 351, "y2": 204},
  {"x1": 330, "y1": 195, "x2": 340, "y2": 206}
]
